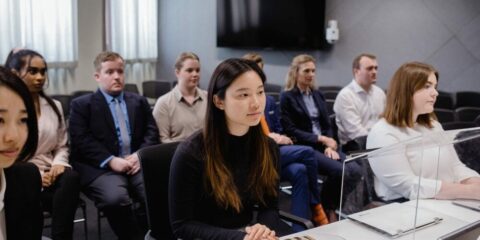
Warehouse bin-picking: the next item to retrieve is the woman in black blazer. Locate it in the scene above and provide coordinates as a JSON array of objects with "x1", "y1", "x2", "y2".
[
  {"x1": 0, "y1": 66, "x2": 43, "y2": 239},
  {"x1": 280, "y1": 54, "x2": 361, "y2": 221}
]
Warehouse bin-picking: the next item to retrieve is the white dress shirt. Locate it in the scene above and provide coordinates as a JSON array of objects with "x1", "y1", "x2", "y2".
[
  {"x1": 29, "y1": 97, "x2": 70, "y2": 174},
  {"x1": 334, "y1": 80, "x2": 386, "y2": 145},
  {"x1": 367, "y1": 118, "x2": 479, "y2": 201}
]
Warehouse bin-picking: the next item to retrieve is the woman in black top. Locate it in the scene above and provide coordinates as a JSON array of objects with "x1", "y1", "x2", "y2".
[
  {"x1": 169, "y1": 59, "x2": 285, "y2": 239},
  {"x1": 0, "y1": 66, "x2": 43, "y2": 239}
]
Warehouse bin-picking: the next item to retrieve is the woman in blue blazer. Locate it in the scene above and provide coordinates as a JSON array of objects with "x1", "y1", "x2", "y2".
[
  {"x1": 280, "y1": 54, "x2": 361, "y2": 222},
  {"x1": 0, "y1": 66, "x2": 43, "y2": 239}
]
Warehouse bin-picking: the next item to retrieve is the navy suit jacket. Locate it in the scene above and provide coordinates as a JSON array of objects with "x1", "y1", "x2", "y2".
[
  {"x1": 4, "y1": 162, "x2": 43, "y2": 239},
  {"x1": 280, "y1": 87, "x2": 333, "y2": 147},
  {"x1": 69, "y1": 89, "x2": 159, "y2": 186}
]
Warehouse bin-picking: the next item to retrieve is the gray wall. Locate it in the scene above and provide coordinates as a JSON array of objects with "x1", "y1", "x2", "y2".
[{"x1": 157, "y1": 0, "x2": 480, "y2": 92}]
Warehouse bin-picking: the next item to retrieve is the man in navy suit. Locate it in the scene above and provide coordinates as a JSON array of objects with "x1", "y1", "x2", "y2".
[{"x1": 69, "y1": 51, "x2": 159, "y2": 239}]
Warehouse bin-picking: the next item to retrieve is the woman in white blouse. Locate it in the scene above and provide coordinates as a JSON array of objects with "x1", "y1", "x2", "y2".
[
  {"x1": 6, "y1": 49, "x2": 80, "y2": 239},
  {"x1": 367, "y1": 61, "x2": 480, "y2": 202}
]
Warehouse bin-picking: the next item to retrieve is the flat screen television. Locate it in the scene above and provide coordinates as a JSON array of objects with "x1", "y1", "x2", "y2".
[{"x1": 217, "y1": 0, "x2": 328, "y2": 50}]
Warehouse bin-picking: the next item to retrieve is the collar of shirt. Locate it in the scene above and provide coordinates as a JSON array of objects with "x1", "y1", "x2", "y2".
[
  {"x1": 299, "y1": 87, "x2": 312, "y2": 96},
  {"x1": 351, "y1": 79, "x2": 370, "y2": 95},
  {"x1": 99, "y1": 88, "x2": 125, "y2": 104},
  {"x1": 172, "y1": 85, "x2": 203, "y2": 103}
]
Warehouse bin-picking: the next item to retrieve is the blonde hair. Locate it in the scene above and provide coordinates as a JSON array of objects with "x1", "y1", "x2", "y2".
[
  {"x1": 383, "y1": 62, "x2": 438, "y2": 128},
  {"x1": 174, "y1": 52, "x2": 200, "y2": 71},
  {"x1": 285, "y1": 54, "x2": 316, "y2": 90}
]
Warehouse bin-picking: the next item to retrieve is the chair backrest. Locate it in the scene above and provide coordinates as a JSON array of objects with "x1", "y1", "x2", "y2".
[
  {"x1": 318, "y1": 85, "x2": 342, "y2": 92},
  {"x1": 264, "y1": 83, "x2": 282, "y2": 93},
  {"x1": 325, "y1": 99, "x2": 335, "y2": 115},
  {"x1": 138, "y1": 142, "x2": 180, "y2": 240},
  {"x1": 455, "y1": 91, "x2": 480, "y2": 108},
  {"x1": 434, "y1": 108, "x2": 455, "y2": 123},
  {"x1": 142, "y1": 80, "x2": 172, "y2": 99},
  {"x1": 322, "y1": 90, "x2": 339, "y2": 101},
  {"x1": 441, "y1": 121, "x2": 477, "y2": 130},
  {"x1": 435, "y1": 92, "x2": 454, "y2": 109},
  {"x1": 51, "y1": 94, "x2": 72, "y2": 119},
  {"x1": 455, "y1": 107, "x2": 480, "y2": 122},
  {"x1": 329, "y1": 114, "x2": 339, "y2": 143},
  {"x1": 124, "y1": 83, "x2": 140, "y2": 94}
]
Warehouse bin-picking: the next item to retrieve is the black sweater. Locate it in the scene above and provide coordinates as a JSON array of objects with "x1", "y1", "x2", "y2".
[{"x1": 169, "y1": 130, "x2": 282, "y2": 240}]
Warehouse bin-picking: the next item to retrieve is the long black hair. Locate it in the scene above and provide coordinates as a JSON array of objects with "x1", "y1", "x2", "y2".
[
  {"x1": 203, "y1": 58, "x2": 278, "y2": 212},
  {"x1": 0, "y1": 66, "x2": 38, "y2": 162},
  {"x1": 5, "y1": 49, "x2": 63, "y2": 125}
]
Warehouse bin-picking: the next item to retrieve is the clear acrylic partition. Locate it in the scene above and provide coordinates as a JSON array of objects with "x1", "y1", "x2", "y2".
[{"x1": 336, "y1": 126, "x2": 480, "y2": 239}]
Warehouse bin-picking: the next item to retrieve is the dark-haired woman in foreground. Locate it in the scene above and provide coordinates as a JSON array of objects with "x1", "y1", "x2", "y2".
[
  {"x1": 0, "y1": 66, "x2": 42, "y2": 239},
  {"x1": 169, "y1": 59, "x2": 287, "y2": 239},
  {"x1": 6, "y1": 49, "x2": 80, "y2": 239}
]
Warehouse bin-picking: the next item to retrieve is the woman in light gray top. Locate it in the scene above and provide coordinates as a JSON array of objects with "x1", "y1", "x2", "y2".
[{"x1": 153, "y1": 52, "x2": 207, "y2": 143}]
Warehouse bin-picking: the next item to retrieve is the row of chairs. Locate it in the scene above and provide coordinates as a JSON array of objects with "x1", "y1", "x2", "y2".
[{"x1": 435, "y1": 107, "x2": 480, "y2": 123}]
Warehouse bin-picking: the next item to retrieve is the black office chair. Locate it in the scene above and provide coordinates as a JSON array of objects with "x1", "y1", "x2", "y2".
[
  {"x1": 142, "y1": 80, "x2": 171, "y2": 100},
  {"x1": 138, "y1": 142, "x2": 313, "y2": 239},
  {"x1": 475, "y1": 115, "x2": 480, "y2": 126},
  {"x1": 442, "y1": 121, "x2": 477, "y2": 130},
  {"x1": 434, "y1": 108, "x2": 455, "y2": 124},
  {"x1": 124, "y1": 83, "x2": 140, "y2": 94},
  {"x1": 455, "y1": 91, "x2": 480, "y2": 108},
  {"x1": 264, "y1": 83, "x2": 282, "y2": 93},
  {"x1": 325, "y1": 99, "x2": 335, "y2": 116},
  {"x1": 51, "y1": 94, "x2": 72, "y2": 119},
  {"x1": 138, "y1": 142, "x2": 179, "y2": 239},
  {"x1": 318, "y1": 86, "x2": 342, "y2": 92},
  {"x1": 455, "y1": 107, "x2": 480, "y2": 122},
  {"x1": 322, "y1": 90, "x2": 339, "y2": 101},
  {"x1": 435, "y1": 92, "x2": 454, "y2": 109},
  {"x1": 266, "y1": 92, "x2": 280, "y2": 103}
]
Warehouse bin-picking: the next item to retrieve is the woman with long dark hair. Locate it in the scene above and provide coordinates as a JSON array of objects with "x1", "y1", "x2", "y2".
[
  {"x1": 169, "y1": 58, "x2": 285, "y2": 239},
  {"x1": 0, "y1": 66, "x2": 42, "y2": 239},
  {"x1": 6, "y1": 49, "x2": 80, "y2": 239}
]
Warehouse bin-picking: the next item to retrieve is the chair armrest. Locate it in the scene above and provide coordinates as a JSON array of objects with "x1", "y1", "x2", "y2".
[{"x1": 279, "y1": 210, "x2": 315, "y2": 229}]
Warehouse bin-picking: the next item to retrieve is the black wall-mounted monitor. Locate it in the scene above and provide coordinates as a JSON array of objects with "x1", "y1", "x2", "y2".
[{"x1": 217, "y1": 0, "x2": 328, "y2": 50}]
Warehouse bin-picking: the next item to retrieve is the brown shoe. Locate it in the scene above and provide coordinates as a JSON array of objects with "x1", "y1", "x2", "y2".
[{"x1": 312, "y1": 204, "x2": 329, "y2": 226}]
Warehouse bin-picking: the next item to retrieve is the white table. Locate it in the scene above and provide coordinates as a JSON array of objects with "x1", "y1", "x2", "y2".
[{"x1": 280, "y1": 200, "x2": 479, "y2": 240}]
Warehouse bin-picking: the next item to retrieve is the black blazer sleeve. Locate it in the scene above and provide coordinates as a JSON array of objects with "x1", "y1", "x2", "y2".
[
  {"x1": 69, "y1": 93, "x2": 114, "y2": 167},
  {"x1": 280, "y1": 90, "x2": 319, "y2": 145},
  {"x1": 280, "y1": 89, "x2": 333, "y2": 147},
  {"x1": 4, "y1": 162, "x2": 43, "y2": 240}
]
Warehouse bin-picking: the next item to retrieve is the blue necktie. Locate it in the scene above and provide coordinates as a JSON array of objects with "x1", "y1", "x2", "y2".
[{"x1": 114, "y1": 98, "x2": 130, "y2": 156}]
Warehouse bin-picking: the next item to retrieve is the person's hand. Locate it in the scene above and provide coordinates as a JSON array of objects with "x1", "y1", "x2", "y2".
[
  {"x1": 276, "y1": 135, "x2": 293, "y2": 145},
  {"x1": 50, "y1": 165, "x2": 66, "y2": 183},
  {"x1": 108, "y1": 157, "x2": 132, "y2": 173},
  {"x1": 125, "y1": 153, "x2": 141, "y2": 175},
  {"x1": 42, "y1": 172, "x2": 53, "y2": 188},
  {"x1": 466, "y1": 183, "x2": 480, "y2": 200},
  {"x1": 318, "y1": 136, "x2": 338, "y2": 150},
  {"x1": 324, "y1": 147, "x2": 340, "y2": 160},
  {"x1": 243, "y1": 224, "x2": 278, "y2": 240}
]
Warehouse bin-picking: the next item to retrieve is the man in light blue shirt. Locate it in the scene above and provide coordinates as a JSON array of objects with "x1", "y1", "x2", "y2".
[{"x1": 69, "y1": 51, "x2": 159, "y2": 239}]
